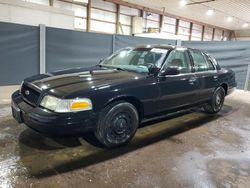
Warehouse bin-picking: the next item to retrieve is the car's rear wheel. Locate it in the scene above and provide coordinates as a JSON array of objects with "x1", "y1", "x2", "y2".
[
  {"x1": 203, "y1": 86, "x2": 225, "y2": 114},
  {"x1": 95, "y1": 101, "x2": 139, "y2": 148}
]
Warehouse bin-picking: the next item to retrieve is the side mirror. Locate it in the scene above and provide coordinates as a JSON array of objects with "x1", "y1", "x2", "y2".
[
  {"x1": 148, "y1": 64, "x2": 160, "y2": 75},
  {"x1": 160, "y1": 66, "x2": 180, "y2": 76}
]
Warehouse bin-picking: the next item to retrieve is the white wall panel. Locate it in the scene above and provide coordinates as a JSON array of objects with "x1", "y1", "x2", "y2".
[
  {"x1": 74, "y1": 17, "x2": 86, "y2": 30},
  {"x1": 162, "y1": 24, "x2": 175, "y2": 34},
  {"x1": 148, "y1": 13, "x2": 159, "y2": 22},
  {"x1": 192, "y1": 29, "x2": 201, "y2": 38},
  {"x1": 91, "y1": 20, "x2": 115, "y2": 33},
  {"x1": 92, "y1": 0, "x2": 116, "y2": 11},
  {"x1": 214, "y1": 29, "x2": 222, "y2": 41},
  {"x1": 54, "y1": 0, "x2": 72, "y2": 10},
  {"x1": 145, "y1": 20, "x2": 159, "y2": 28},
  {"x1": 91, "y1": 8, "x2": 116, "y2": 23},
  {"x1": 178, "y1": 35, "x2": 189, "y2": 40},
  {"x1": 164, "y1": 16, "x2": 176, "y2": 25},
  {"x1": 0, "y1": 0, "x2": 74, "y2": 29},
  {"x1": 193, "y1": 23, "x2": 202, "y2": 31},
  {"x1": 191, "y1": 36, "x2": 201, "y2": 41},
  {"x1": 179, "y1": 20, "x2": 190, "y2": 28},
  {"x1": 73, "y1": 5, "x2": 87, "y2": 17},
  {"x1": 179, "y1": 27, "x2": 189, "y2": 36},
  {"x1": 120, "y1": 14, "x2": 131, "y2": 25},
  {"x1": 120, "y1": 5, "x2": 140, "y2": 16},
  {"x1": 22, "y1": 0, "x2": 49, "y2": 6},
  {"x1": 120, "y1": 25, "x2": 131, "y2": 35},
  {"x1": 204, "y1": 27, "x2": 213, "y2": 41}
]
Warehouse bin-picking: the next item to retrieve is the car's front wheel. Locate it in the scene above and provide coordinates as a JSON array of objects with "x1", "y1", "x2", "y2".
[
  {"x1": 95, "y1": 101, "x2": 139, "y2": 148},
  {"x1": 203, "y1": 86, "x2": 225, "y2": 114}
]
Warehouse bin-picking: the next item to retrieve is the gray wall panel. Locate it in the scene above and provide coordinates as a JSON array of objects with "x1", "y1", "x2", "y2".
[
  {"x1": 46, "y1": 27, "x2": 113, "y2": 72},
  {"x1": 0, "y1": 22, "x2": 39, "y2": 86},
  {"x1": 182, "y1": 41, "x2": 250, "y2": 89}
]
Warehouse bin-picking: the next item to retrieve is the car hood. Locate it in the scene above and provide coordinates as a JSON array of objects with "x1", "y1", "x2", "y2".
[{"x1": 25, "y1": 66, "x2": 145, "y2": 96}]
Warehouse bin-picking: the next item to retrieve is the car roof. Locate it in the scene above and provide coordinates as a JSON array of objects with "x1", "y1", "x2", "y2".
[{"x1": 134, "y1": 44, "x2": 200, "y2": 52}]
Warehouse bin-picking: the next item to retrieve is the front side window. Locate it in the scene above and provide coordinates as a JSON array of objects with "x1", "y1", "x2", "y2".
[
  {"x1": 190, "y1": 50, "x2": 214, "y2": 72},
  {"x1": 100, "y1": 48, "x2": 169, "y2": 73},
  {"x1": 162, "y1": 50, "x2": 191, "y2": 74}
]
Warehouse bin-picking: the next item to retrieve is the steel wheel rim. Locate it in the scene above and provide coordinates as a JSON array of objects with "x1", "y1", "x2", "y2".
[
  {"x1": 214, "y1": 90, "x2": 224, "y2": 111},
  {"x1": 107, "y1": 112, "x2": 133, "y2": 144}
]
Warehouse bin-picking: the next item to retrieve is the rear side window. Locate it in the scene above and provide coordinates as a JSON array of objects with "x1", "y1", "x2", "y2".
[{"x1": 190, "y1": 50, "x2": 215, "y2": 72}]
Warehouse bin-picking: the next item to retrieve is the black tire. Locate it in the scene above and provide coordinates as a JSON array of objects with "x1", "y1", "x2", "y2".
[
  {"x1": 94, "y1": 101, "x2": 139, "y2": 148},
  {"x1": 203, "y1": 86, "x2": 225, "y2": 114}
]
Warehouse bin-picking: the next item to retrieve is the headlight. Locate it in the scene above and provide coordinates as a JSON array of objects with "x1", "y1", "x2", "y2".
[{"x1": 40, "y1": 95, "x2": 92, "y2": 112}]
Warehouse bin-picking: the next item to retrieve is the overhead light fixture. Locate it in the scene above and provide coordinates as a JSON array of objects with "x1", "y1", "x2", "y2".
[
  {"x1": 179, "y1": 0, "x2": 187, "y2": 7},
  {"x1": 206, "y1": 9, "x2": 214, "y2": 16},
  {"x1": 243, "y1": 23, "x2": 249, "y2": 28},
  {"x1": 226, "y1": 16, "x2": 233, "y2": 22}
]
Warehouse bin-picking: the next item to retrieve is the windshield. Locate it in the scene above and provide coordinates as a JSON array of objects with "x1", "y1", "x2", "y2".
[{"x1": 100, "y1": 48, "x2": 169, "y2": 73}]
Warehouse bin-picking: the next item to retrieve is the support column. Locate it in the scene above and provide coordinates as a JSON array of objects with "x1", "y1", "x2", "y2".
[
  {"x1": 175, "y1": 19, "x2": 179, "y2": 36},
  {"x1": 39, "y1": 24, "x2": 46, "y2": 74},
  {"x1": 244, "y1": 64, "x2": 250, "y2": 91},
  {"x1": 116, "y1": 4, "x2": 120, "y2": 34},
  {"x1": 87, "y1": 0, "x2": 92, "y2": 32},
  {"x1": 201, "y1": 25, "x2": 205, "y2": 41},
  {"x1": 189, "y1": 22, "x2": 193, "y2": 41}
]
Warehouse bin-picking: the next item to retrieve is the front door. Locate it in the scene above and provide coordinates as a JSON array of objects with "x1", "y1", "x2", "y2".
[{"x1": 157, "y1": 49, "x2": 199, "y2": 112}]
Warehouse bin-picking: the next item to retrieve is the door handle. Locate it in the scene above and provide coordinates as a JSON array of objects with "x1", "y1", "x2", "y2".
[
  {"x1": 213, "y1": 75, "x2": 218, "y2": 81},
  {"x1": 188, "y1": 77, "x2": 197, "y2": 85}
]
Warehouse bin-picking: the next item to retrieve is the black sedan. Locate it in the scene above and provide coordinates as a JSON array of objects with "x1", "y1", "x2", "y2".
[{"x1": 12, "y1": 45, "x2": 236, "y2": 148}]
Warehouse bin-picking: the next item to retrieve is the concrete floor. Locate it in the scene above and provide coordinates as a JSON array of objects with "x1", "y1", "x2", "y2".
[{"x1": 0, "y1": 90, "x2": 250, "y2": 188}]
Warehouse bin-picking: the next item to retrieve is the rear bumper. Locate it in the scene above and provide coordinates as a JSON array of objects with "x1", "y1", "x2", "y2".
[{"x1": 11, "y1": 90, "x2": 98, "y2": 136}]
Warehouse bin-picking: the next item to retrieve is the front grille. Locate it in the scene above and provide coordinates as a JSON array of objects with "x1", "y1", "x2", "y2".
[{"x1": 21, "y1": 84, "x2": 41, "y2": 105}]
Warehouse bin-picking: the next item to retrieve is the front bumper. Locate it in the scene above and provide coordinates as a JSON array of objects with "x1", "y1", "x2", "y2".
[{"x1": 11, "y1": 90, "x2": 98, "y2": 136}]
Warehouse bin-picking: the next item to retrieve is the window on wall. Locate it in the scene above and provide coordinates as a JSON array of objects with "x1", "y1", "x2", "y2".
[
  {"x1": 90, "y1": 0, "x2": 116, "y2": 34},
  {"x1": 143, "y1": 12, "x2": 160, "y2": 32},
  {"x1": 214, "y1": 29, "x2": 223, "y2": 41},
  {"x1": 120, "y1": 5, "x2": 140, "y2": 35},
  {"x1": 191, "y1": 24, "x2": 202, "y2": 41},
  {"x1": 162, "y1": 16, "x2": 176, "y2": 34},
  {"x1": 204, "y1": 27, "x2": 213, "y2": 41},
  {"x1": 178, "y1": 20, "x2": 190, "y2": 40},
  {"x1": 223, "y1": 30, "x2": 230, "y2": 41}
]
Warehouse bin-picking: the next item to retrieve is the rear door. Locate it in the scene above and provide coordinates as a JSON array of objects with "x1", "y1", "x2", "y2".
[{"x1": 189, "y1": 49, "x2": 218, "y2": 101}]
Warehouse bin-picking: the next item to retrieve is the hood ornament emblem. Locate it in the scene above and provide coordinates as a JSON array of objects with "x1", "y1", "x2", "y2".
[{"x1": 25, "y1": 90, "x2": 30, "y2": 96}]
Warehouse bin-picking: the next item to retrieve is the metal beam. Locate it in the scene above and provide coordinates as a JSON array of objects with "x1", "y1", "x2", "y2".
[
  {"x1": 39, "y1": 24, "x2": 46, "y2": 74},
  {"x1": 187, "y1": 0, "x2": 215, "y2": 5},
  {"x1": 87, "y1": 0, "x2": 92, "y2": 32}
]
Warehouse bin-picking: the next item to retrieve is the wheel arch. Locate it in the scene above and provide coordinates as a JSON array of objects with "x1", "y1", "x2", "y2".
[
  {"x1": 104, "y1": 95, "x2": 144, "y2": 121},
  {"x1": 220, "y1": 83, "x2": 228, "y2": 95}
]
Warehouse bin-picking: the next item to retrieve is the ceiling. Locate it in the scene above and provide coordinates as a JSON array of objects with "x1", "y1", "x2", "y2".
[{"x1": 123, "y1": 0, "x2": 250, "y2": 30}]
